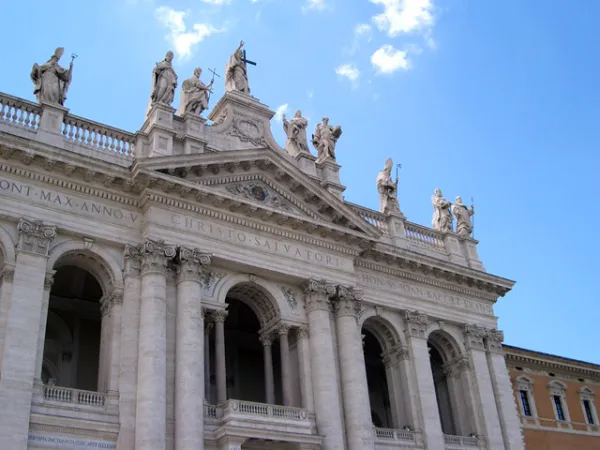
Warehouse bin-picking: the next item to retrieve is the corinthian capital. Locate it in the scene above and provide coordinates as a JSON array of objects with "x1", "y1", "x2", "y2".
[
  {"x1": 302, "y1": 279, "x2": 335, "y2": 312},
  {"x1": 17, "y1": 218, "x2": 56, "y2": 256},
  {"x1": 333, "y1": 285, "x2": 363, "y2": 319},
  {"x1": 176, "y1": 246, "x2": 212, "y2": 283},
  {"x1": 404, "y1": 310, "x2": 429, "y2": 339},
  {"x1": 140, "y1": 239, "x2": 177, "y2": 276},
  {"x1": 123, "y1": 244, "x2": 142, "y2": 277},
  {"x1": 463, "y1": 324, "x2": 487, "y2": 350},
  {"x1": 485, "y1": 329, "x2": 504, "y2": 353}
]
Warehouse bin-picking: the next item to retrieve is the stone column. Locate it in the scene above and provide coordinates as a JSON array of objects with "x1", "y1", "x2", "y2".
[
  {"x1": 296, "y1": 327, "x2": 314, "y2": 411},
  {"x1": 204, "y1": 320, "x2": 213, "y2": 403},
  {"x1": 213, "y1": 310, "x2": 228, "y2": 404},
  {"x1": 0, "y1": 219, "x2": 56, "y2": 450},
  {"x1": 34, "y1": 272, "x2": 54, "y2": 380},
  {"x1": 175, "y1": 247, "x2": 211, "y2": 450},
  {"x1": 278, "y1": 324, "x2": 293, "y2": 407},
  {"x1": 0, "y1": 265, "x2": 15, "y2": 364},
  {"x1": 382, "y1": 345, "x2": 411, "y2": 429},
  {"x1": 117, "y1": 245, "x2": 142, "y2": 450},
  {"x1": 404, "y1": 311, "x2": 445, "y2": 450},
  {"x1": 135, "y1": 240, "x2": 176, "y2": 450},
  {"x1": 333, "y1": 286, "x2": 374, "y2": 450},
  {"x1": 303, "y1": 279, "x2": 345, "y2": 450},
  {"x1": 443, "y1": 357, "x2": 471, "y2": 436},
  {"x1": 485, "y1": 330, "x2": 525, "y2": 450},
  {"x1": 463, "y1": 325, "x2": 505, "y2": 449},
  {"x1": 260, "y1": 333, "x2": 276, "y2": 405}
]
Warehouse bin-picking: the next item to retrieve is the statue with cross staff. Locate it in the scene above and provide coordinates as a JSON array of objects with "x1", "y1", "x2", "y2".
[{"x1": 225, "y1": 40, "x2": 256, "y2": 94}]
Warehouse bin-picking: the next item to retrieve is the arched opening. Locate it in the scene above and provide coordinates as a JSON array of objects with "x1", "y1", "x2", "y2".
[
  {"x1": 363, "y1": 328, "x2": 393, "y2": 428},
  {"x1": 42, "y1": 265, "x2": 103, "y2": 391},
  {"x1": 429, "y1": 343, "x2": 456, "y2": 435}
]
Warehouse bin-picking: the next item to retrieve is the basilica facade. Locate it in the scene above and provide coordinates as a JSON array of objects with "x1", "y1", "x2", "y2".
[{"x1": 0, "y1": 45, "x2": 524, "y2": 450}]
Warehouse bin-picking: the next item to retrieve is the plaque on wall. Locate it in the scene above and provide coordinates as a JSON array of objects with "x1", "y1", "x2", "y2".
[{"x1": 28, "y1": 432, "x2": 116, "y2": 449}]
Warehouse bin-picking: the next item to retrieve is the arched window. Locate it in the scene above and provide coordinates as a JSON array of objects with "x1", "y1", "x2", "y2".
[{"x1": 547, "y1": 380, "x2": 570, "y2": 422}]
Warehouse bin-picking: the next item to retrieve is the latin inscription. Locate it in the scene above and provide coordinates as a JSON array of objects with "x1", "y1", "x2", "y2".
[
  {"x1": 0, "y1": 178, "x2": 139, "y2": 226},
  {"x1": 171, "y1": 213, "x2": 347, "y2": 269},
  {"x1": 357, "y1": 272, "x2": 494, "y2": 315},
  {"x1": 28, "y1": 433, "x2": 116, "y2": 449}
]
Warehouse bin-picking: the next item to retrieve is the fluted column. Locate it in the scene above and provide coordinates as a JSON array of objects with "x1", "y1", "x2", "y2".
[
  {"x1": 303, "y1": 279, "x2": 344, "y2": 450},
  {"x1": 34, "y1": 272, "x2": 55, "y2": 380},
  {"x1": 333, "y1": 286, "x2": 374, "y2": 450},
  {"x1": 117, "y1": 245, "x2": 143, "y2": 450},
  {"x1": 278, "y1": 324, "x2": 293, "y2": 406},
  {"x1": 404, "y1": 311, "x2": 445, "y2": 450},
  {"x1": 204, "y1": 321, "x2": 213, "y2": 403},
  {"x1": 135, "y1": 239, "x2": 176, "y2": 450},
  {"x1": 485, "y1": 330, "x2": 525, "y2": 450},
  {"x1": 0, "y1": 266, "x2": 15, "y2": 364},
  {"x1": 260, "y1": 333, "x2": 276, "y2": 404},
  {"x1": 463, "y1": 325, "x2": 505, "y2": 449},
  {"x1": 213, "y1": 310, "x2": 228, "y2": 403},
  {"x1": 296, "y1": 327, "x2": 314, "y2": 411},
  {"x1": 175, "y1": 247, "x2": 211, "y2": 450},
  {"x1": 0, "y1": 219, "x2": 56, "y2": 450}
]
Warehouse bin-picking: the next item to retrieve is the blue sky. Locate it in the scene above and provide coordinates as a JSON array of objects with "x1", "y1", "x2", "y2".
[{"x1": 2, "y1": 0, "x2": 599, "y2": 363}]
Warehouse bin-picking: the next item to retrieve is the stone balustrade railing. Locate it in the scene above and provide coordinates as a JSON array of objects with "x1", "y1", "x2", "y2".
[
  {"x1": 405, "y1": 221, "x2": 447, "y2": 253},
  {"x1": 443, "y1": 434, "x2": 479, "y2": 448},
  {"x1": 62, "y1": 114, "x2": 135, "y2": 157},
  {"x1": 0, "y1": 93, "x2": 41, "y2": 132},
  {"x1": 220, "y1": 399, "x2": 310, "y2": 421},
  {"x1": 347, "y1": 203, "x2": 390, "y2": 235},
  {"x1": 43, "y1": 385, "x2": 106, "y2": 408},
  {"x1": 374, "y1": 426, "x2": 415, "y2": 442}
]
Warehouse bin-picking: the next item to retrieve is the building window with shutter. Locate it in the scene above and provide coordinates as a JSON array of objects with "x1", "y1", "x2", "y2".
[{"x1": 553, "y1": 395, "x2": 566, "y2": 421}]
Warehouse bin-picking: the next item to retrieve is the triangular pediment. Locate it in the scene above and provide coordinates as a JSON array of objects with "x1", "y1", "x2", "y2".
[{"x1": 131, "y1": 148, "x2": 382, "y2": 240}]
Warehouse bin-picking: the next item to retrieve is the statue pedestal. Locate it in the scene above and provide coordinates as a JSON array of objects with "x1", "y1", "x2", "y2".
[
  {"x1": 208, "y1": 90, "x2": 275, "y2": 124},
  {"x1": 39, "y1": 102, "x2": 68, "y2": 135},
  {"x1": 443, "y1": 233, "x2": 469, "y2": 267},
  {"x1": 316, "y1": 158, "x2": 346, "y2": 200},
  {"x1": 295, "y1": 152, "x2": 317, "y2": 177},
  {"x1": 460, "y1": 237, "x2": 485, "y2": 271},
  {"x1": 181, "y1": 113, "x2": 207, "y2": 155},
  {"x1": 385, "y1": 211, "x2": 409, "y2": 248},
  {"x1": 139, "y1": 103, "x2": 176, "y2": 157}
]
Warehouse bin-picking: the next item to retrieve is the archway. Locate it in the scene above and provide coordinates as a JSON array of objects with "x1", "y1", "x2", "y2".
[
  {"x1": 43, "y1": 265, "x2": 103, "y2": 391},
  {"x1": 363, "y1": 329, "x2": 392, "y2": 428}
]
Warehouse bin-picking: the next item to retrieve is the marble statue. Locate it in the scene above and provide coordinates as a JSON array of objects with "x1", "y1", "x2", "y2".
[
  {"x1": 30, "y1": 47, "x2": 73, "y2": 106},
  {"x1": 451, "y1": 196, "x2": 475, "y2": 237},
  {"x1": 282, "y1": 110, "x2": 310, "y2": 157},
  {"x1": 177, "y1": 67, "x2": 214, "y2": 116},
  {"x1": 431, "y1": 188, "x2": 453, "y2": 232},
  {"x1": 376, "y1": 158, "x2": 400, "y2": 214},
  {"x1": 312, "y1": 117, "x2": 342, "y2": 164},
  {"x1": 149, "y1": 51, "x2": 178, "y2": 108},
  {"x1": 225, "y1": 40, "x2": 250, "y2": 94}
]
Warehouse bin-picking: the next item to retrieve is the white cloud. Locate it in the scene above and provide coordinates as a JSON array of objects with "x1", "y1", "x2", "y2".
[
  {"x1": 355, "y1": 23, "x2": 372, "y2": 35},
  {"x1": 303, "y1": 0, "x2": 327, "y2": 12},
  {"x1": 274, "y1": 103, "x2": 288, "y2": 122},
  {"x1": 155, "y1": 6, "x2": 223, "y2": 59},
  {"x1": 370, "y1": 0, "x2": 434, "y2": 36},
  {"x1": 371, "y1": 45, "x2": 410, "y2": 73},
  {"x1": 201, "y1": 0, "x2": 231, "y2": 3},
  {"x1": 335, "y1": 64, "x2": 360, "y2": 86}
]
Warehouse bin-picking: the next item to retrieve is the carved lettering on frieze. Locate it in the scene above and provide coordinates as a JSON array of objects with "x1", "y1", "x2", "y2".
[{"x1": 17, "y1": 218, "x2": 56, "y2": 256}]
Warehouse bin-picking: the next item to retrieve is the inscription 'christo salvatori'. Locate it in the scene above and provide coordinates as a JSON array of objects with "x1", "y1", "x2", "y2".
[
  {"x1": 0, "y1": 178, "x2": 139, "y2": 226},
  {"x1": 171, "y1": 213, "x2": 345, "y2": 269},
  {"x1": 358, "y1": 272, "x2": 493, "y2": 315}
]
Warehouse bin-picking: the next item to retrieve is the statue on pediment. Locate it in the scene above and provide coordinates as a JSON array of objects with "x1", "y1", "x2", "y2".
[
  {"x1": 376, "y1": 158, "x2": 400, "y2": 214},
  {"x1": 451, "y1": 196, "x2": 475, "y2": 237},
  {"x1": 177, "y1": 67, "x2": 213, "y2": 116},
  {"x1": 312, "y1": 117, "x2": 342, "y2": 164},
  {"x1": 431, "y1": 188, "x2": 452, "y2": 232},
  {"x1": 282, "y1": 110, "x2": 310, "y2": 157},
  {"x1": 149, "y1": 51, "x2": 178, "y2": 109},
  {"x1": 30, "y1": 47, "x2": 74, "y2": 106},
  {"x1": 225, "y1": 40, "x2": 250, "y2": 94}
]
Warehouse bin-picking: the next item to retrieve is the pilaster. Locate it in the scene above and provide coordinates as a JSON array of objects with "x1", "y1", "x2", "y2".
[
  {"x1": 135, "y1": 239, "x2": 176, "y2": 450},
  {"x1": 296, "y1": 327, "x2": 314, "y2": 411},
  {"x1": 34, "y1": 271, "x2": 55, "y2": 381},
  {"x1": 403, "y1": 310, "x2": 445, "y2": 450},
  {"x1": 213, "y1": 309, "x2": 228, "y2": 403},
  {"x1": 260, "y1": 332, "x2": 276, "y2": 405},
  {"x1": 278, "y1": 323, "x2": 293, "y2": 406},
  {"x1": 382, "y1": 344, "x2": 411, "y2": 428},
  {"x1": 302, "y1": 279, "x2": 344, "y2": 450},
  {"x1": 333, "y1": 286, "x2": 375, "y2": 450},
  {"x1": 0, "y1": 265, "x2": 15, "y2": 364},
  {"x1": 0, "y1": 218, "x2": 56, "y2": 450}
]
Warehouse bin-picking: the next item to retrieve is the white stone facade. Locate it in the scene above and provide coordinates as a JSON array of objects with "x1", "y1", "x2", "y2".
[{"x1": 0, "y1": 87, "x2": 524, "y2": 450}]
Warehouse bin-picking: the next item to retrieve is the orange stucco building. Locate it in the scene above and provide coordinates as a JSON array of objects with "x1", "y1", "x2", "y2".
[{"x1": 505, "y1": 345, "x2": 600, "y2": 449}]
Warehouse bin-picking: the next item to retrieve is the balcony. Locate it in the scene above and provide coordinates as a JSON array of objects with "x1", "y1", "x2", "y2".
[
  {"x1": 443, "y1": 434, "x2": 479, "y2": 449},
  {"x1": 374, "y1": 426, "x2": 422, "y2": 448}
]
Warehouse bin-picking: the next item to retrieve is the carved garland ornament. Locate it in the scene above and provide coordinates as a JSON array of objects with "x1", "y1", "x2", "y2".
[{"x1": 226, "y1": 115, "x2": 267, "y2": 146}]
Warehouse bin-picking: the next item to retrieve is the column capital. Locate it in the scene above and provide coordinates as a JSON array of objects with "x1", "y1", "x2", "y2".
[
  {"x1": 100, "y1": 288, "x2": 124, "y2": 317},
  {"x1": 176, "y1": 246, "x2": 212, "y2": 284},
  {"x1": 404, "y1": 310, "x2": 429, "y2": 339},
  {"x1": 212, "y1": 309, "x2": 228, "y2": 323},
  {"x1": 204, "y1": 320, "x2": 214, "y2": 334},
  {"x1": 123, "y1": 244, "x2": 142, "y2": 277},
  {"x1": 259, "y1": 333, "x2": 273, "y2": 346},
  {"x1": 17, "y1": 218, "x2": 56, "y2": 256},
  {"x1": 140, "y1": 239, "x2": 177, "y2": 276},
  {"x1": 463, "y1": 324, "x2": 487, "y2": 350},
  {"x1": 484, "y1": 329, "x2": 504, "y2": 354},
  {"x1": 297, "y1": 326, "x2": 309, "y2": 340},
  {"x1": 277, "y1": 323, "x2": 291, "y2": 336},
  {"x1": 333, "y1": 285, "x2": 363, "y2": 319},
  {"x1": 303, "y1": 278, "x2": 336, "y2": 312},
  {"x1": 383, "y1": 344, "x2": 410, "y2": 368},
  {"x1": 444, "y1": 356, "x2": 471, "y2": 378}
]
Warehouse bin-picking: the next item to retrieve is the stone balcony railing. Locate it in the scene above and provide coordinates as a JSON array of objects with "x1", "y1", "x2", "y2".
[
  {"x1": 374, "y1": 426, "x2": 422, "y2": 448},
  {"x1": 443, "y1": 434, "x2": 479, "y2": 449},
  {"x1": 30, "y1": 382, "x2": 118, "y2": 417}
]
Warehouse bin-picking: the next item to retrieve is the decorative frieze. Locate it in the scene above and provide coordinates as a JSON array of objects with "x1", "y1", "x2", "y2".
[
  {"x1": 16, "y1": 218, "x2": 56, "y2": 256},
  {"x1": 175, "y1": 246, "x2": 212, "y2": 284},
  {"x1": 302, "y1": 279, "x2": 336, "y2": 313},
  {"x1": 404, "y1": 310, "x2": 429, "y2": 339},
  {"x1": 140, "y1": 239, "x2": 177, "y2": 276},
  {"x1": 463, "y1": 324, "x2": 487, "y2": 350}
]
